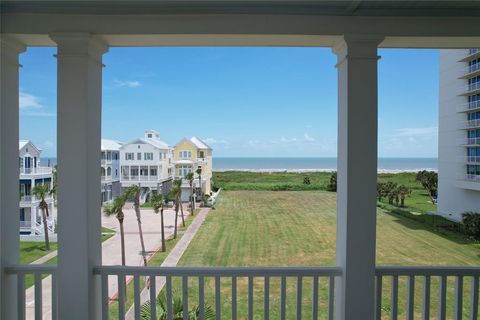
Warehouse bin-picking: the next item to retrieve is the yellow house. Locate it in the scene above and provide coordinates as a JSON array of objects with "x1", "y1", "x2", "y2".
[{"x1": 173, "y1": 137, "x2": 213, "y2": 201}]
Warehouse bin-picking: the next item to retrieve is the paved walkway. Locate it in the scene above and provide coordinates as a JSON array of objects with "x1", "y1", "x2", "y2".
[
  {"x1": 125, "y1": 207, "x2": 210, "y2": 320},
  {"x1": 24, "y1": 204, "x2": 190, "y2": 320}
]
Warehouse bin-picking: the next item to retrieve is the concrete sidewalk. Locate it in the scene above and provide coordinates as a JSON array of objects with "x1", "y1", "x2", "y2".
[
  {"x1": 24, "y1": 204, "x2": 190, "y2": 319},
  {"x1": 124, "y1": 207, "x2": 210, "y2": 320}
]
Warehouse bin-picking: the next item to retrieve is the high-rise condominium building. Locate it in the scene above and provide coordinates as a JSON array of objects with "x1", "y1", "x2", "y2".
[{"x1": 438, "y1": 48, "x2": 480, "y2": 221}]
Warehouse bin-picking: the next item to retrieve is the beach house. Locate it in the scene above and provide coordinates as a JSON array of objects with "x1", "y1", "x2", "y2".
[
  {"x1": 174, "y1": 137, "x2": 213, "y2": 201},
  {"x1": 101, "y1": 139, "x2": 123, "y2": 203},
  {"x1": 119, "y1": 130, "x2": 174, "y2": 198},
  {"x1": 18, "y1": 140, "x2": 55, "y2": 236}
]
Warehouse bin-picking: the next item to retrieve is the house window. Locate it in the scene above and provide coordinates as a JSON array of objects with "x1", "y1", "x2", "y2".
[
  {"x1": 179, "y1": 151, "x2": 192, "y2": 159},
  {"x1": 199, "y1": 151, "x2": 205, "y2": 158},
  {"x1": 137, "y1": 152, "x2": 142, "y2": 160},
  {"x1": 107, "y1": 167, "x2": 112, "y2": 176},
  {"x1": 131, "y1": 168, "x2": 139, "y2": 176},
  {"x1": 150, "y1": 168, "x2": 157, "y2": 176},
  {"x1": 125, "y1": 153, "x2": 134, "y2": 160},
  {"x1": 144, "y1": 152, "x2": 153, "y2": 160},
  {"x1": 148, "y1": 133, "x2": 152, "y2": 138}
]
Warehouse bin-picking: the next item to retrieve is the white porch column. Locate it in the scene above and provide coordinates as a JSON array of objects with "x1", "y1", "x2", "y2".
[
  {"x1": 0, "y1": 36, "x2": 25, "y2": 319},
  {"x1": 50, "y1": 33, "x2": 107, "y2": 320},
  {"x1": 334, "y1": 35, "x2": 383, "y2": 320}
]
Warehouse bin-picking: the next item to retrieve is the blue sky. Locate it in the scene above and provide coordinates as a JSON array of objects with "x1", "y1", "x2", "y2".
[{"x1": 19, "y1": 47, "x2": 438, "y2": 158}]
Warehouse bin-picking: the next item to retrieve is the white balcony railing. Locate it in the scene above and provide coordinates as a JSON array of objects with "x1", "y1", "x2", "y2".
[
  {"x1": 19, "y1": 167, "x2": 52, "y2": 175},
  {"x1": 466, "y1": 63, "x2": 480, "y2": 74},
  {"x1": 375, "y1": 266, "x2": 480, "y2": 320},
  {"x1": 19, "y1": 195, "x2": 53, "y2": 203},
  {"x1": 465, "y1": 82, "x2": 480, "y2": 93},
  {"x1": 457, "y1": 156, "x2": 480, "y2": 163},
  {"x1": 461, "y1": 119, "x2": 480, "y2": 129},
  {"x1": 457, "y1": 100, "x2": 480, "y2": 112},
  {"x1": 19, "y1": 221, "x2": 32, "y2": 229},
  {"x1": 457, "y1": 137, "x2": 480, "y2": 146},
  {"x1": 122, "y1": 175, "x2": 161, "y2": 182},
  {"x1": 463, "y1": 174, "x2": 480, "y2": 182},
  {"x1": 5, "y1": 265, "x2": 480, "y2": 320}
]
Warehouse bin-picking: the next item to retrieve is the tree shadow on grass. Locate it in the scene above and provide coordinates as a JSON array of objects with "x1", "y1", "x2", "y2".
[{"x1": 380, "y1": 206, "x2": 474, "y2": 246}]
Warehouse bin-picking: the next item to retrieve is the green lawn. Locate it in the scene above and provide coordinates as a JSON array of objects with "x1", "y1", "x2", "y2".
[
  {"x1": 19, "y1": 241, "x2": 58, "y2": 264},
  {"x1": 172, "y1": 191, "x2": 480, "y2": 319}
]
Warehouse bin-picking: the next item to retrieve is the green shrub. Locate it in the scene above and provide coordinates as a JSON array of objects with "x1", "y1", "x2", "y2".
[
  {"x1": 303, "y1": 176, "x2": 311, "y2": 185},
  {"x1": 326, "y1": 172, "x2": 337, "y2": 192},
  {"x1": 462, "y1": 212, "x2": 480, "y2": 240}
]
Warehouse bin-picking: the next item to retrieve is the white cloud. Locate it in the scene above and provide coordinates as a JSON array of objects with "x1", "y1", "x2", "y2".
[
  {"x1": 280, "y1": 137, "x2": 297, "y2": 143},
  {"x1": 270, "y1": 137, "x2": 297, "y2": 144},
  {"x1": 203, "y1": 137, "x2": 229, "y2": 145},
  {"x1": 114, "y1": 79, "x2": 141, "y2": 88},
  {"x1": 304, "y1": 133, "x2": 315, "y2": 142},
  {"x1": 395, "y1": 127, "x2": 438, "y2": 137},
  {"x1": 19, "y1": 92, "x2": 43, "y2": 109},
  {"x1": 21, "y1": 112, "x2": 56, "y2": 117}
]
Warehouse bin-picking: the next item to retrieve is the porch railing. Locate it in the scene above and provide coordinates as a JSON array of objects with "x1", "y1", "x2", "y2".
[
  {"x1": 94, "y1": 266, "x2": 341, "y2": 320},
  {"x1": 4, "y1": 264, "x2": 57, "y2": 320},
  {"x1": 4, "y1": 265, "x2": 480, "y2": 320},
  {"x1": 375, "y1": 266, "x2": 480, "y2": 320}
]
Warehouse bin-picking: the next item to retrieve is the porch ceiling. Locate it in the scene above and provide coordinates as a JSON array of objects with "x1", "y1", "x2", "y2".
[{"x1": 2, "y1": 1, "x2": 480, "y2": 48}]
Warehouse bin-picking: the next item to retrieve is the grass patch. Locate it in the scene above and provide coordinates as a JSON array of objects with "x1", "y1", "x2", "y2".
[
  {"x1": 172, "y1": 191, "x2": 480, "y2": 319},
  {"x1": 20, "y1": 241, "x2": 58, "y2": 264}
]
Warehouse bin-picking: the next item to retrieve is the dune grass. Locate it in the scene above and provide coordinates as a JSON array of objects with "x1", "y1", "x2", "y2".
[{"x1": 172, "y1": 191, "x2": 479, "y2": 319}]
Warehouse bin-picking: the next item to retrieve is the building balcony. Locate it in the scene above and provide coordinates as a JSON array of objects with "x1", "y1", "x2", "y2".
[
  {"x1": 462, "y1": 174, "x2": 480, "y2": 182},
  {"x1": 19, "y1": 220, "x2": 32, "y2": 229},
  {"x1": 19, "y1": 167, "x2": 52, "y2": 177},
  {"x1": 19, "y1": 194, "x2": 54, "y2": 206},
  {"x1": 457, "y1": 100, "x2": 480, "y2": 112},
  {"x1": 459, "y1": 48, "x2": 480, "y2": 62},
  {"x1": 460, "y1": 82, "x2": 480, "y2": 95},
  {"x1": 457, "y1": 137, "x2": 480, "y2": 146},
  {"x1": 459, "y1": 119, "x2": 480, "y2": 129},
  {"x1": 459, "y1": 63, "x2": 480, "y2": 79},
  {"x1": 121, "y1": 175, "x2": 162, "y2": 182},
  {"x1": 457, "y1": 156, "x2": 480, "y2": 164}
]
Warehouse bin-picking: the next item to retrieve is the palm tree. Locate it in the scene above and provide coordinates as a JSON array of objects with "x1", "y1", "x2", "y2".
[
  {"x1": 125, "y1": 185, "x2": 148, "y2": 266},
  {"x1": 103, "y1": 195, "x2": 127, "y2": 265},
  {"x1": 385, "y1": 182, "x2": 398, "y2": 205},
  {"x1": 185, "y1": 172, "x2": 195, "y2": 215},
  {"x1": 140, "y1": 292, "x2": 215, "y2": 320},
  {"x1": 32, "y1": 184, "x2": 52, "y2": 250},
  {"x1": 170, "y1": 179, "x2": 184, "y2": 239},
  {"x1": 397, "y1": 185, "x2": 412, "y2": 207},
  {"x1": 150, "y1": 193, "x2": 166, "y2": 252},
  {"x1": 195, "y1": 167, "x2": 202, "y2": 196}
]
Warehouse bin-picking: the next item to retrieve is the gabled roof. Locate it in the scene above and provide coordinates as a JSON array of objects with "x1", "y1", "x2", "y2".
[
  {"x1": 19, "y1": 140, "x2": 42, "y2": 152},
  {"x1": 190, "y1": 137, "x2": 212, "y2": 150},
  {"x1": 101, "y1": 139, "x2": 124, "y2": 151},
  {"x1": 121, "y1": 137, "x2": 170, "y2": 150}
]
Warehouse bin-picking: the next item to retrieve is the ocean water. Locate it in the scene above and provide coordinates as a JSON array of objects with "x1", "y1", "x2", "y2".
[
  {"x1": 213, "y1": 157, "x2": 437, "y2": 173},
  {"x1": 41, "y1": 157, "x2": 438, "y2": 173}
]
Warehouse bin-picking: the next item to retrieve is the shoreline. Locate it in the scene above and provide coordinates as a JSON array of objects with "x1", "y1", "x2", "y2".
[{"x1": 213, "y1": 168, "x2": 438, "y2": 174}]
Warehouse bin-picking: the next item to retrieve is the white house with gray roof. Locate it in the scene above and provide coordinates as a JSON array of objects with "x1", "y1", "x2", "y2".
[
  {"x1": 18, "y1": 140, "x2": 55, "y2": 236},
  {"x1": 119, "y1": 130, "x2": 174, "y2": 196}
]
